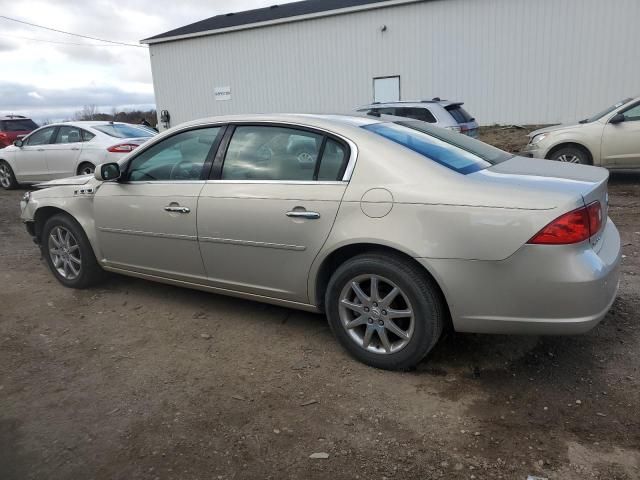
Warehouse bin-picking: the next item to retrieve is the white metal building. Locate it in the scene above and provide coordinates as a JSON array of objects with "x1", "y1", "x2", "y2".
[{"x1": 143, "y1": 0, "x2": 640, "y2": 128}]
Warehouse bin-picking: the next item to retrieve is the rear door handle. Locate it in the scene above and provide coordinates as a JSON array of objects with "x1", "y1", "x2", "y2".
[
  {"x1": 164, "y1": 206, "x2": 191, "y2": 214},
  {"x1": 37, "y1": 148, "x2": 45, "y2": 151},
  {"x1": 71, "y1": 147, "x2": 80, "y2": 151},
  {"x1": 286, "y1": 211, "x2": 320, "y2": 219}
]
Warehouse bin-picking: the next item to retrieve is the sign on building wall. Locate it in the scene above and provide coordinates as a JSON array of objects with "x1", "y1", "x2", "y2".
[{"x1": 214, "y1": 86, "x2": 232, "y2": 101}]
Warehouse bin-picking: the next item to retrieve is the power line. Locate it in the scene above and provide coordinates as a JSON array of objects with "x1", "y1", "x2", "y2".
[
  {"x1": 0, "y1": 33, "x2": 143, "y2": 47},
  {"x1": 0, "y1": 15, "x2": 146, "y2": 48}
]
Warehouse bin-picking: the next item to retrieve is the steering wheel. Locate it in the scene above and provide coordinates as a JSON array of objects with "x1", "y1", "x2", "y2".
[{"x1": 170, "y1": 160, "x2": 200, "y2": 180}]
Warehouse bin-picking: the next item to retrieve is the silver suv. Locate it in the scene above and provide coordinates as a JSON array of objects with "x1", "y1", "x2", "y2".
[{"x1": 357, "y1": 99, "x2": 479, "y2": 137}]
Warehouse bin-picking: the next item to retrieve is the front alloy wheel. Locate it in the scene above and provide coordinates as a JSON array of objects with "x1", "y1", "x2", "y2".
[
  {"x1": 48, "y1": 226, "x2": 82, "y2": 280},
  {"x1": 0, "y1": 161, "x2": 18, "y2": 189},
  {"x1": 42, "y1": 213, "x2": 105, "y2": 288}
]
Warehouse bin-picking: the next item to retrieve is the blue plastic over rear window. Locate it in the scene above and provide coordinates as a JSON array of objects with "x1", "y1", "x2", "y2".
[{"x1": 362, "y1": 122, "x2": 492, "y2": 174}]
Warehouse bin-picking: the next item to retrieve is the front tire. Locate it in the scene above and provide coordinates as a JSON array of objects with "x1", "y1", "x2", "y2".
[
  {"x1": 325, "y1": 253, "x2": 445, "y2": 370},
  {"x1": 0, "y1": 160, "x2": 18, "y2": 190},
  {"x1": 42, "y1": 214, "x2": 104, "y2": 288},
  {"x1": 549, "y1": 146, "x2": 589, "y2": 165}
]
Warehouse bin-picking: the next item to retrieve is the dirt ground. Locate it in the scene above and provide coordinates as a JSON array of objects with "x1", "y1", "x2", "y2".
[{"x1": 1, "y1": 127, "x2": 639, "y2": 480}]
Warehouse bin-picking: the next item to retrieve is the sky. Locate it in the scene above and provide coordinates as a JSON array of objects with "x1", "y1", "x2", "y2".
[{"x1": 0, "y1": 0, "x2": 297, "y2": 123}]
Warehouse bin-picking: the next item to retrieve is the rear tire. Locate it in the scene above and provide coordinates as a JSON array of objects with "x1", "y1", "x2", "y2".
[
  {"x1": 41, "y1": 214, "x2": 105, "y2": 288},
  {"x1": 0, "y1": 160, "x2": 18, "y2": 190},
  {"x1": 77, "y1": 162, "x2": 96, "y2": 175},
  {"x1": 325, "y1": 253, "x2": 444, "y2": 370},
  {"x1": 549, "y1": 146, "x2": 590, "y2": 165}
]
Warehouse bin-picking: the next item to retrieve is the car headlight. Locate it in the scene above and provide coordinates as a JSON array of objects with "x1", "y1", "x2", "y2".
[
  {"x1": 529, "y1": 133, "x2": 548, "y2": 145},
  {"x1": 22, "y1": 191, "x2": 31, "y2": 203}
]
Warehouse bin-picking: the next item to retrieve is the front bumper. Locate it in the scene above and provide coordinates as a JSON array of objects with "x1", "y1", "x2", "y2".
[
  {"x1": 520, "y1": 142, "x2": 548, "y2": 159},
  {"x1": 420, "y1": 218, "x2": 621, "y2": 335}
]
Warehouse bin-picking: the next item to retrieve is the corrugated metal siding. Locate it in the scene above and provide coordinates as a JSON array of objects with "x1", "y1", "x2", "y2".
[{"x1": 149, "y1": 0, "x2": 640, "y2": 127}]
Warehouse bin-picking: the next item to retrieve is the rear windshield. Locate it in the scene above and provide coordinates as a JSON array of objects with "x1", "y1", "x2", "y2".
[
  {"x1": 93, "y1": 124, "x2": 155, "y2": 139},
  {"x1": 1, "y1": 119, "x2": 38, "y2": 131},
  {"x1": 445, "y1": 105, "x2": 474, "y2": 124},
  {"x1": 362, "y1": 120, "x2": 512, "y2": 174}
]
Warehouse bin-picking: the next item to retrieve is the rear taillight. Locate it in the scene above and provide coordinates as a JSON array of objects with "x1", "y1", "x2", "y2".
[
  {"x1": 528, "y1": 201, "x2": 602, "y2": 245},
  {"x1": 107, "y1": 143, "x2": 139, "y2": 153}
]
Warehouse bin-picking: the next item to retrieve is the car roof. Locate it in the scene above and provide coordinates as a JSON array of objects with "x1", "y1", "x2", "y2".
[
  {"x1": 177, "y1": 113, "x2": 384, "y2": 130},
  {"x1": 32, "y1": 121, "x2": 141, "y2": 128},
  {"x1": 359, "y1": 100, "x2": 463, "y2": 108},
  {"x1": 0, "y1": 115, "x2": 34, "y2": 121}
]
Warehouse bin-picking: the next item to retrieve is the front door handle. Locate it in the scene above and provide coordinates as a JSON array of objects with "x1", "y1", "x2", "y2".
[
  {"x1": 37, "y1": 148, "x2": 45, "y2": 151},
  {"x1": 286, "y1": 211, "x2": 320, "y2": 219},
  {"x1": 71, "y1": 147, "x2": 80, "y2": 151},
  {"x1": 164, "y1": 206, "x2": 191, "y2": 214}
]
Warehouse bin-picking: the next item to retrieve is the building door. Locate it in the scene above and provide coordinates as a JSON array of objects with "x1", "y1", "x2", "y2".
[{"x1": 373, "y1": 76, "x2": 400, "y2": 103}]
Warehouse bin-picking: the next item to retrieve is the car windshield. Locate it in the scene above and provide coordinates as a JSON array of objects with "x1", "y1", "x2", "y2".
[
  {"x1": 362, "y1": 120, "x2": 512, "y2": 174},
  {"x1": 1, "y1": 119, "x2": 38, "y2": 131},
  {"x1": 93, "y1": 124, "x2": 156, "y2": 139},
  {"x1": 582, "y1": 98, "x2": 633, "y2": 123}
]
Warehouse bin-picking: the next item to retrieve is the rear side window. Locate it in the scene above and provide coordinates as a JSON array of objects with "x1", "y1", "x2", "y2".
[
  {"x1": 394, "y1": 107, "x2": 437, "y2": 123},
  {"x1": 222, "y1": 126, "x2": 347, "y2": 181},
  {"x1": 81, "y1": 130, "x2": 95, "y2": 142},
  {"x1": 54, "y1": 126, "x2": 83, "y2": 144},
  {"x1": 362, "y1": 121, "x2": 512, "y2": 174},
  {"x1": 94, "y1": 124, "x2": 155, "y2": 139},
  {"x1": 445, "y1": 105, "x2": 474, "y2": 124},
  {"x1": 1, "y1": 119, "x2": 38, "y2": 131}
]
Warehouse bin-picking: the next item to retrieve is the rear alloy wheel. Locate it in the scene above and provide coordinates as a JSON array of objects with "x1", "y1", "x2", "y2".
[
  {"x1": 0, "y1": 161, "x2": 18, "y2": 189},
  {"x1": 42, "y1": 214, "x2": 105, "y2": 288},
  {"x1": 550, "y1": 146, "x2": 588, "y2": 165},
  {"x1": 78, "y1": 162, "x2": 96, "y2": 175},
  {"x1": 325, "y1": 253, "x2": 444, "y2": 370}
]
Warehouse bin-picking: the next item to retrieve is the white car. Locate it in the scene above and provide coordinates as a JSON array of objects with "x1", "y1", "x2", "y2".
[
  {"x1": 0, "y1": 121, "x2": 156, "y2": 189},
  {"x1": 522, "y1": 96, "x2": 640, "y2": 168}
]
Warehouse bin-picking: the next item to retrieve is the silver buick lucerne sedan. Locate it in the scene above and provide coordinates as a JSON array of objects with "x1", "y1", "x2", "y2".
[{"x1": 20, "y1": 114, "x2": 621, "y2": 370}]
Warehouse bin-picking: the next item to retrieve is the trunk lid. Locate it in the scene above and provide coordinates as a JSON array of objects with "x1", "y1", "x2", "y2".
[{"x1": 483, "y1": 156, "x2": 609, "y2": 245}]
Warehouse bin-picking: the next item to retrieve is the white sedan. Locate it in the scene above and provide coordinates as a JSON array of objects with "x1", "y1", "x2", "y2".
[{"x1": 0, "y1": 121, "x2": 156, "y2": 189}]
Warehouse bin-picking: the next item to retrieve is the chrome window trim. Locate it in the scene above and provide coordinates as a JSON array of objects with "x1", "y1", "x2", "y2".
[
  {"x1": 120, "y1": 120, "x2": 359, "y2": 183},
  {"x1": 203, "y1": 180, "x2": 346, "y2": 185},
  {"x1": 123, "y1": 180, "x2": 206, "y2": 185}
]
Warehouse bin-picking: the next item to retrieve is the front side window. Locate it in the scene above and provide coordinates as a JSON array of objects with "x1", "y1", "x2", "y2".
[
  {"x1": 622, "y1": 104, "x2": 640, "y2": 122},
  {"x1": 363, "y1": 121, "x2": 512, "y2": 174},
  {"x1": 25, "y1": 127, "x2": 55, "y2": 146},
  {"x1": 54, "y1": 126, "x2": 83, "y2": 144},
  {"x1": 126, "y1": 127, "x2": 221, "y2": 181},
  {"x1": 394, "y1": 107, "x2": 437, "y2": 123},
  {"x1": 222, "y1": 126, "x2": 333, "y2": 181}
]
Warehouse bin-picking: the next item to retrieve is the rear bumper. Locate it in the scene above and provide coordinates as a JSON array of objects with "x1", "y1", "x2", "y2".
[{"x1": 419, "y1": 218, "x2": 621, "y2": 335}]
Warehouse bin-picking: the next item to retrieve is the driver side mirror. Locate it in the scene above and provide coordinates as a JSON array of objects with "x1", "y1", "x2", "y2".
[
  {"x1": 610, "y1": 113, "x2": 625, "y2": 125},
  {"x1": 13, "y1": 140, "x2": 23, "y2": 148},
  {"x1": 95, "y1": 162, "x2": 121, "y2": 181}
]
